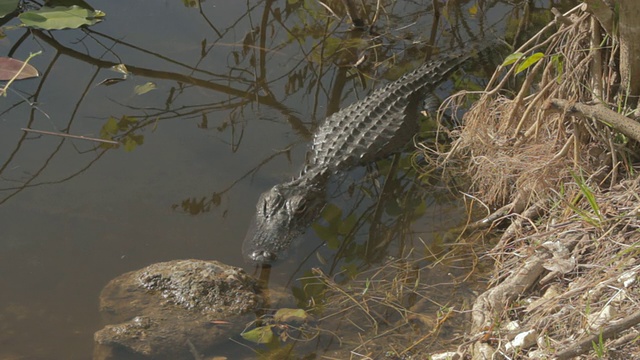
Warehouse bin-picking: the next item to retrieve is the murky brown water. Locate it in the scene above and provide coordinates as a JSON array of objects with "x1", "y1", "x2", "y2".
[{"x1": 0, "y1": 0, "x2": 573, "y2": 358}]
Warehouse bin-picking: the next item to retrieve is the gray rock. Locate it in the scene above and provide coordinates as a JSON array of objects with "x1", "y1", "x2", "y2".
[{"x1": 94, "y1": 259, "x2": 265, "y2": 360}]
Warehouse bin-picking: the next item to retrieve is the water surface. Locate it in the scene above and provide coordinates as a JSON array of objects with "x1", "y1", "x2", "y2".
[{"x1": 0, "y1": 0, "x2": 568, "y2": 358}]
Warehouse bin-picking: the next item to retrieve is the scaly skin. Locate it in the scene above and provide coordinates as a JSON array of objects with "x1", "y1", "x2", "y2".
[{"x1": 243, "y1": 41, "x2": 493, "y2": 264}]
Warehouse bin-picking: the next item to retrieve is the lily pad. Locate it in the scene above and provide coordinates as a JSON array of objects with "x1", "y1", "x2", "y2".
[
  {"x1": 0, "y1": 57, "x2": 39, "y2": 80},
  {"x1": 19, "y1": 6, "x2": 105, "y2": 30}
]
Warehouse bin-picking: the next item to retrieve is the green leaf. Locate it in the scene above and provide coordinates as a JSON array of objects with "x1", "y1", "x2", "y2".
[
  {"x1": 241, "y1": 325, "x2": 274, "y2": 344},
  {"x1": 19, "y1": 6, "x2": 105, "y2": 30},
  {"x1": 273, "y1": 308, "x2": 310, "y2": 323},
  {"x1": 123, "y1": 134, "x2": 143, "y2": 152},
  {"x1": 571, "y1": 171, "x2": 602, "y2": 222},
  {"x1": 311, "y1": 223, "x2": 339, "y2": 249},
  {"x1": 0, "y1": 0, "x2": 19, "y2": 18},
  {"x1": 0, "y1": 57, "x2": 39, "y2": 80},
  {"x1": 311, "y1": 223, "x2": 331, "y2": 238},
  {"x1": 501, "y1": 52, "x2": 524, "y2": 66},
  {"x1": 551, "y1": 54, "x2": 564, "y2": 83},
  {"x1": 515, "y1": 52, "x2": 544, "y2": 74},
  {"x1": 320, "y1": 203, "x2": 342, "y2": 223},
  {"x1": 134, "y1": 82, "x2": 156, "y2": 95},
  {"x1": 100, "y1": 117, "x2": 119, "y2": 137},
  {"x1": 337, "y1": 213, "x2": 357, "y2": 235}
]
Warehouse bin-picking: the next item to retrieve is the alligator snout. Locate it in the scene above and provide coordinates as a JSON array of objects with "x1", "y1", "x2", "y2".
[{"x1": 246, "y1": 249, "x2": 277, "y2": 264}]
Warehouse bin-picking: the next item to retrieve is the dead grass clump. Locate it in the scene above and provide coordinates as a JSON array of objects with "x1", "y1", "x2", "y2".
[{"x1": 441, "y1": 6, "x2": 606, "y2": 211}]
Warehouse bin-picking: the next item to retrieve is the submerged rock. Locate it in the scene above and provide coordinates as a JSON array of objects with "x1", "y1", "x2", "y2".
[{"x1": 94, "y1": 259, "x2": 265, "y2": 360}]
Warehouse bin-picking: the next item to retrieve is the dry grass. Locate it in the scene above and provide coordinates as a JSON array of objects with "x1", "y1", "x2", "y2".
[{"x1": 442, "y1": 11, "x2": 602, "y2": 210}]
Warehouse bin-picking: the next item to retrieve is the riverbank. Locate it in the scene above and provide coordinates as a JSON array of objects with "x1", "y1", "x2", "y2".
[{"x1": 436, "y1": 4, "x2": 640, "y2": 359}]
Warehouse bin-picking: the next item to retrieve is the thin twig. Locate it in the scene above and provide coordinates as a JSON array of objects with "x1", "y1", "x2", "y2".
[{"x1": 21, "y1": 128, "x2": 120, "y2": 145}]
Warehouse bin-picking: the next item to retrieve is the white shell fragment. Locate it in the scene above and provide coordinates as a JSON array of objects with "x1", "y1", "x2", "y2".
[{"x1": 505, "y1": 329, "x2": 538, "y2": 352}]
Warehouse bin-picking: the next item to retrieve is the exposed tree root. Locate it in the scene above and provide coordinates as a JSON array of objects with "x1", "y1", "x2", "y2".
[{"x1": 548, "y1": 98, "x2": 640, "y2": 143}]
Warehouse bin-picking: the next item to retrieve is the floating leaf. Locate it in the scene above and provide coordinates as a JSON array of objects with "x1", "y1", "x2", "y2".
[
  {"x1": 0, "y1": 57, "x2": 39, "y2": 80},
  {"x1": 274, "y1": 308, "x2": 310, "y2": 323},
  {"x1": 19, "y1": 6, "x2": 105, "y2": 30},
  {"x1": 501, "y1": 52, "x2": 524, "y2": 66},
  {"x1": 97, "y1": 64, "x2": 129, "y2": 85},
  {"x1": 0, "y1": 0, "x2": 19, "y2": 18},
  {"x1": 134, "y1": 82, "x2": 156, "y2": 95},
  {"x1": 97, "y1": 77, "x2": 126, "y2": 86},
  {"x1": 46, "y1": 0, "x2": 95, "y2": 10},
  {"x1": 515, "y1": 52, "x2": 544, "y2": 74},
  {"x1": 111, "y1": 64, "x2": 129, "y2": 76},
  {"x1": 241, "y1": 325, "x2": 274, "y2": 344}
]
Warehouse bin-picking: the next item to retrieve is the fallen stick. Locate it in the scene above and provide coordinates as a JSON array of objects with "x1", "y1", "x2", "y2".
[
  {"x1": 21, "y1": 128, "x2": 119, "y2": 145},
  {"x1": 547, "y1": 99, "x2": 640, "y2": 143},
  {"x1": 555, "y1": 308, "x2": 640, "y2": 359}
]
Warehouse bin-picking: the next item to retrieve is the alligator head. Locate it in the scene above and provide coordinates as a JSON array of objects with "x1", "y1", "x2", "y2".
[{"x1": 242, "y1": 177, "x2": 326, "y2": 264}]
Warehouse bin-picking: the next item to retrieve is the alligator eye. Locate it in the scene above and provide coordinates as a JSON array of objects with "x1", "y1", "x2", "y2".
[
  {"x1": 262, "y1": 192, "x2": 284, "y2": 217},
  {"x1": 294, "y1": 199, "x2": 307, "y2": 214}
]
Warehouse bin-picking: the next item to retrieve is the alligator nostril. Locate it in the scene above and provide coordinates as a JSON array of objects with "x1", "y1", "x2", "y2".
[{"x1": 250, "y1": 250, "x2": 277, "y2": 264}]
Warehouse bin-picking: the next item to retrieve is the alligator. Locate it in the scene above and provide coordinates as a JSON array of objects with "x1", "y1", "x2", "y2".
[{"x1": 243, "y1": 40, "x2": 493, "y2": 264}]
